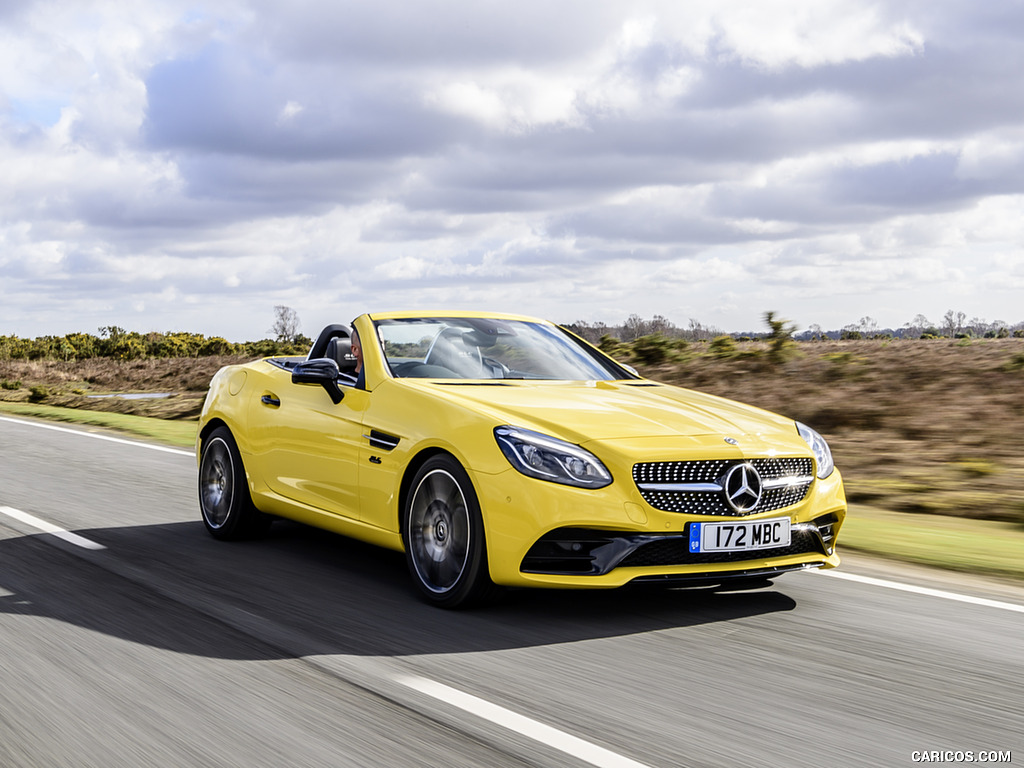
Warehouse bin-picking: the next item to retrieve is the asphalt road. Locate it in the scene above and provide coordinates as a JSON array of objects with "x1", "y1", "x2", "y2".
[{"x1": 0, "y1": 414, "x2": 1021, "y2": 768}]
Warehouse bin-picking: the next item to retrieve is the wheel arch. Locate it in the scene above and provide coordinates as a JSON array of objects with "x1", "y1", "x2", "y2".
[
  {"x1": 199, "y1": 417, "x2": 229, "y2": 446},
  {"x1": 197, "y1": 418, "x2": 261, "y2": 502}
]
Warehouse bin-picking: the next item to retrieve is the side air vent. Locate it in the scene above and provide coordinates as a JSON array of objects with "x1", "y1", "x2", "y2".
[{"x1": 366, "y1": 430, "x2": 400, "y2": 451}]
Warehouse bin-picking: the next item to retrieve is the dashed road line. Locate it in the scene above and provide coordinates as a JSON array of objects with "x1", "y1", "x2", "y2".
[
  {"x1": 398, "y1": 675, "x2": 655, "y2": 768},
  {"x1": 815, "y1": 569, "x2": 1024, "y2": 614},
  {"x1": 0, "y1": 415, "x2": 192, "y2": 457},
  {"x1": 0, "y1": 506, "x2": 106, "y2": 550}
]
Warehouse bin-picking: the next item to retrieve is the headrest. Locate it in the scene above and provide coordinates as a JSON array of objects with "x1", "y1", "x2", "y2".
[{"x1": 326, "y1": 336, "x2": 357, "y2": 373}]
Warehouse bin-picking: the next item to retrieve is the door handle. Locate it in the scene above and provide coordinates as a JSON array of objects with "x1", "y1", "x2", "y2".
[{"x1": 261, "y1": 394, "x2": 281, "y2": 407}]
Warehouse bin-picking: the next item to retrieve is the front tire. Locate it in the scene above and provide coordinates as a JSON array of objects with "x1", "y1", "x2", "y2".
[
  {"x1": 198, "y1": 426, "x2": 270, "y2": 540},
  {"x1": 403, "y1": 455, "x2": 495, "y2": 608}
]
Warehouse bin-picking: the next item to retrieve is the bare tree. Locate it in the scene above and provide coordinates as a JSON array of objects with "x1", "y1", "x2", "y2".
[
  {"x1": 841, "y1": 322, "x2": 863, "y2": 339},
  {"x1": 562, "y1": 320, "x2": 610, "y2": 344},
  {"x1": 903, "y1": 314, "x2": 931, "y2": 338},
  {"x1": 687, "y1": 318, "x2": 720, "y2": 341},
  {"x1": 648, "y1": 314, "x2": 675, "y2": 335},
  {"x1": 858, "y1": 316, "x2": 878, "y2": 336},
  {"x1": 942, "y1": 309, "x2": 966, "y2": 338},
  {"x1": 622, "y1": 314, "x2": 648, "y2": 341},
  {"x1": 271, "y1": 305, "x2": 301, "y2": 343}
]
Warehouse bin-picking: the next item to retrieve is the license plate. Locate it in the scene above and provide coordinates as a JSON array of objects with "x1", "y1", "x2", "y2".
[{"x1": 689, "y1": 518, "x2": 791, "y2": 553}]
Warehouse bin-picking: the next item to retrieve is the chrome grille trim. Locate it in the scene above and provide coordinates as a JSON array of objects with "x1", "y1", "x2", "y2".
[
  {"x1": 763, "y1": 475, "x2": 814, "y2": 490},
  {"x1": 633, "y1": 458, "x2": 814, "y2": 517},
  {"x1": 636, "y1": 482, "x2": 723, "y2": 493}
]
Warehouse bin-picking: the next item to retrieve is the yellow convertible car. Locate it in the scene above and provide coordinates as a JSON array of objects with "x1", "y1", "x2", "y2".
[{"x1": 197, "y1": 311, "x2": 846, "y2": 607}]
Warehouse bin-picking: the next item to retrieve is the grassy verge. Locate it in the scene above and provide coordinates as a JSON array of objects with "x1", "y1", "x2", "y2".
[
  {"x1": 0, "y1": 401, "x2": 197, "y2": 449},
  {"x1": 840, "y1": 506, "x2": 1024, "y2": 581}
]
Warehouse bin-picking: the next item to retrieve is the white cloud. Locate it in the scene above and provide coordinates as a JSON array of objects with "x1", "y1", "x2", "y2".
[
  {"x1": 956, "y1": 134, "x2": 1024, "y2": 180},
  {"x1": 705, "y1": 1, "x2": 925, "y2": 69},
  {"x1": 2, "y1": 0, "x2": 1024, "y2": 339},
  {"x1": 276, "y1": 100, "x2": 304, "y2": 124}
]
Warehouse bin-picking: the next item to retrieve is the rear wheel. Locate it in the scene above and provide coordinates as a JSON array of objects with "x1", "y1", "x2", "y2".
[
  {"x1": 403, "y1": 455, "x2": 495, "y2": 608},
  {"x1": 199, "y1": 426, "x2": 270, "y2": 540}
]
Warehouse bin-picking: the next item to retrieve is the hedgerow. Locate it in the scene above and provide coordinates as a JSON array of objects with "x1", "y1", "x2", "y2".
[{"x1": 0, "y1": 329, "x2": 312, "y2": 361}]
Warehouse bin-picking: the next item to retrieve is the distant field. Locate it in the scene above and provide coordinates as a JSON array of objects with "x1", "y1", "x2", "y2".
[
  {"x1": 3, "y1": 337, "x2": 1023, "y2": 578},
  {"x1": 640, "y1": 338, "x2": 1024, "y2": 525}
]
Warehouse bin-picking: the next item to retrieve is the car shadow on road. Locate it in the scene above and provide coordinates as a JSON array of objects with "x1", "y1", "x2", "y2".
[{"x1": 0, "y1": 519, "x2": 798, "y2": 660}]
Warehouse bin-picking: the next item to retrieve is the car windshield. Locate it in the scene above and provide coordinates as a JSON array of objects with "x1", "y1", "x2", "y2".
[{"x1": 373, "y1": 317, "x2": 629, "y2": 381}]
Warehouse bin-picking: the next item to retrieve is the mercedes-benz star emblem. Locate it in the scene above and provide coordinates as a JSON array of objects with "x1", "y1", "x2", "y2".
[{"x1": 723, "y1": 463, "x2": 763, "y2": 512}]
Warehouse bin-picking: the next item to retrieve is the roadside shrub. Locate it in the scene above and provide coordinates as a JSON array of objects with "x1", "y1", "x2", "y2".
[
  {"x1": 764, "y1": 311, "x2": 798, "y2": 365},
  {"x1": 0, "y1": 380, "x2": 21, "y2": 390},
  {"x1": 1001, "y1": 352, "x2": 1024, "y2": 372},
  {"x1": 822, "y1": 351, "x2": 866, "y2": 380},
  {"x1": 629, "y1": 334, "x2": 687, "y2": 365},
  {"x1": 199, "y1": 337, "x2": 234, "y2": 356},
  {"x1": 708, "y1": 335, "x2": 739, "y2": 359},
  {"x1": 109, "y1": 335, "x2": 147, "y2": 360},
  {"x1": 64, "y1": 333, "x2": 97, "y2": 360},
  {"x1": 28, "y1": 336, "x2": 60, "y2": 360},
  {"x1": 28, "y1": 385, "x2": 50, "y2": 403},
  {"x1": 953, "y1": 459, "x2": 1000, "y2": 478},
  {"x1": 150, "y1": 332, "x2": 206, "y2": 358},
  {"x1": 597, "y1": 334, "x2": 629, "y2": 361},
  {"x1": 239, "y1": 339, "x2": 286, "y2": 358}
]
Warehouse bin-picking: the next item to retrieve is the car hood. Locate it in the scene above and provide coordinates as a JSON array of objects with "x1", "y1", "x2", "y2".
[{"x1": 414, "y1": 380, "x2": 798, "y2": 444}]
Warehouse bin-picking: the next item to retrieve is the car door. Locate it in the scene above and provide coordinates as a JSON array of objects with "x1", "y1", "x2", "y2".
[{"x1": 249, "y1": 373, "x2": 368, "y2": 520}]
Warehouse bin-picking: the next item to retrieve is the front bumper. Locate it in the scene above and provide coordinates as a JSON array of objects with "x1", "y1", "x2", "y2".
[
  {"x1": 474, "y1": 464, "x2": 846, "y2": 589},
  {"x1": 521, "y1": 514, "x2": 839, "y2": 576}
]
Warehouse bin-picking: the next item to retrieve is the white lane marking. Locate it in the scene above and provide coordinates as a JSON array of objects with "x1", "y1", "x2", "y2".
[
  {"x1": 398, "y1": 676, "x2": 654, "y2": 768},
  {"x1": 0, "y1": 415, "x2": 192, "y2": 457},
  {"x1": 0, "y1": 506, "x2": 106, "y2": 550},
  {"x1": 816, "y1": 569, "x2": 1024, "y2": 614}
]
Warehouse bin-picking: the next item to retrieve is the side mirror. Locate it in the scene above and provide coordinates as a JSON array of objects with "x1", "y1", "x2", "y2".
[{"x1": 291, "y1": 358, "x2": 344, "y2": 404}]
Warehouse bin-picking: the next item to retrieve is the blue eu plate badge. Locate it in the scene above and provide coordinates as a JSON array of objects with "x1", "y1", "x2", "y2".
[{"x1": 689, "y1": 523, "x2": 701, "y2": 553}]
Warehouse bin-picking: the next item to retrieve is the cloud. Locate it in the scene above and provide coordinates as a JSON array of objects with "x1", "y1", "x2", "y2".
[{"x1": 3, "y1": 0, "x2": 1024, "y2": 339}]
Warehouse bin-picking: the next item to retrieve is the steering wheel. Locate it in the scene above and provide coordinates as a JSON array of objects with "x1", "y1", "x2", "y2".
[
  {"x1": 481, "y1": 356, "x2": 510, "y2": 378},
  {"x1": 424, "y1": 327, "x2": 483, "y2": 372}
]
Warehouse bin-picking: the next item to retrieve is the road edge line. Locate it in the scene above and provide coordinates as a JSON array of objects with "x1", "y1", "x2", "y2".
[
  {"x1": 814, "y1": 569, "x2": 1024, "y2": 613},
  {"x1": 0, "y1": 415, "x2": 192, "y2": 457}
]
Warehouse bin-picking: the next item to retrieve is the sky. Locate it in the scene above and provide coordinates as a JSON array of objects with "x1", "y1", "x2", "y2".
[{"x1": 2, "y1": 0, "x2": 1023, "y2": 341}]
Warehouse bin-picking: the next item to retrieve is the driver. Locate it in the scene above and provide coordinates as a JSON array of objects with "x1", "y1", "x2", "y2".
[{"x1": 350, "y1": 327, "x2": 365, "y2": 389}]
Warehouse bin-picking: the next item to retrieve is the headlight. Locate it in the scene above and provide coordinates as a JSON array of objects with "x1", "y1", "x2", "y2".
[
  {"x1": 494, "y1": 426, "x2": 612, "y2": 489},
  {"x1": 796, "y1": 422, "x2": 835, "y2": 479}
]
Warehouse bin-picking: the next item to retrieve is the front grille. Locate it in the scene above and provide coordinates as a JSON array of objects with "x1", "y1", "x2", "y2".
[
  {"x1": 617, "y1": 527, "x2": 822, "y2": 568},
  {"x1": 633, "y1": 458, "x2": 814, "y2": 517}
]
